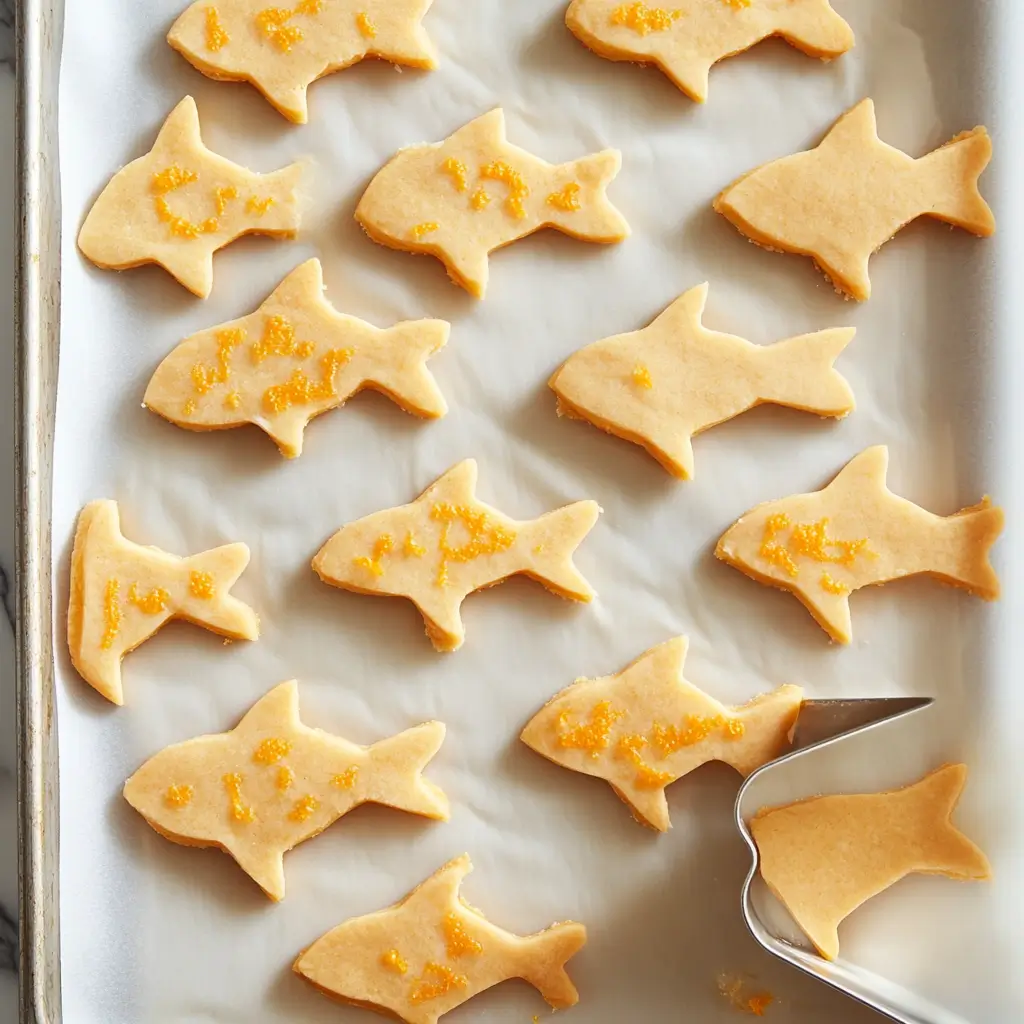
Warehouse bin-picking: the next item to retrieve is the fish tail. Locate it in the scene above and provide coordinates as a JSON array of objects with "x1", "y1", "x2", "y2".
[
  {"x1": 366, "y1": 721, "x2": 450, "y2": 820},
  {"x1": 369, "y1": 320, "x2": 450, "y2": 418},
  {"x1": 549, "y1": 151, "x2": 630, "y2": 243},
  {"x1": 903, "y1": 764, "x2": 991, "y2": 879},
  {"x1": 182, "y1": 544, "x2": 260, "y2": 639},
  {"x1": 521, "y1": 921, "x2": 587, "y2": 1008},
  {"x1": 757, "y1": 327, "x2": 856, "y2": 417},
  {"x1": 722, "y1": 684, "x2": 803, "y2": 776},
  {"x1": 935, "y1": 497, "x2": 1004, "y2": 599},
  {"x1": 523, "y1": 501, "x2": 601, "y2": 602},
  {"x1": 918, "y1": 128, "x2": 995, "y2": 236}
]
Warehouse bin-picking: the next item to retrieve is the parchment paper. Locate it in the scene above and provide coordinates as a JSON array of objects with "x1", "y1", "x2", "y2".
[{"x1": 54, "y1": 1, "x2": 1024, "y2": 1021}]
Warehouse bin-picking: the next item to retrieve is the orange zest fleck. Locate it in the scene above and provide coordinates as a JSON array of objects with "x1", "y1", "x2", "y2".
[
  {"x1": 443, "y1": 912, "x2": 483, "y2": 958},
  {"x1": 214, "y1": 185, "x2": 238, "y2": 215},
  {"x1": 758, "y1": 513, "x2": 798, "y2": 578},
  {"x1": 820, "y1": 571, "x2": 850, "y2": 595},
  {"x1": 263, "y1": 348, "x2": 353, "y2": 413},
  {"x1": 470, "y1": 187, "x2": 492, "y2": 211},
  {"x1": 789, "y1": 518, "x2": 872, "y2": 567},
  {"x1": 442, "y1": 157, "x2": 468, "y2": 192},
  {"x1": 205, "y1": 6, "x2": 230, "y2": 50},
  {"x1": 246, "y1": 195, "x2": 275, "y2": 216},
  {"x1": 409, "y1": 963, "x2": 468, "y2": 1005},
  {"x1": 154, "y1": 196, "x2": 218, "y2": 240},
  {"x1": 152, "y1": 166, "x2": 197, "y2": 194},
  {"x1": 253, "y1": 737, "x2": 292, "y2": 764},
  {"x1": 189, "y1": 570, "x2": 216, "y2": 600},
  {"x1": 404, "y1": 532, "x2": 426, "y2": 557},
  {"x1": 547, "y1": 182, "x2": 582, "y2": 212},
  {"x1": 165, "y1": 784, "x2": 194, "y2": 808},
  {"x1": 381, "y1": 948, "x2": 408, "y2": 974},
  {"x1": 356, "y1": 10, "x2": 376, "y2": 37},
  {"x1": 251, "y1": 315, "x2": 300, "y2": 363},
  {"x1": 746, "y1": 993, "x2": 773, "y2": 1016},
  {"x1": 557, "y1": 700, "x2": 624, "y2": 759},
  {"x1": 480, "y1": 161, "x2": 529, "y2": 219},
  {"x1": 354, "y1": 534, "x2": 394, "y2": 577},
  {"x1": 225, "y1": 391, "x2": 242, "y2": 410},
  {"x1": 223, "y1": 773, "x2": 255, "y2": 823},
  {"x1": 101, "y1": 578, "x2": 122, "y2": 650},
  {"x1": 289, "y1": 794, "x2": 320, "y2": 822},
  {"x1": 610, "y1": 2, "x2": 682, "y2": 34},
  {"x1": 192, "y1": 327, "x2": 244, "y2": 395},
  {"x1": 331, "y1": 765, "x2": 359, "y2": 789},
  {"x1": 616, "y1": 733, "x2": 673, "y2": 787},
  {"x1": 631, "y1": 363, "x2": 653, "y2": 389},
  {"x1": 649, "y1": 714, "x2": 743, "y2": 757},
  {"x1": 277, "y1": 765, "x2": 295, "y2": 790},
  {"x1": 255, "y1": 6, "x2": 304, "y2": 50},
  {"x1": 411, "y1": 221, "x2": 440, "y2": 241},
  {"x1": 724, "y1": 0, "x2": 752, "y2": 8},
  {"x1": 128, "y1": 583, "x2": 171, "y2": 614},
  {"x1": 430, "y1": 502, "x2": 517, "y2": 588}
]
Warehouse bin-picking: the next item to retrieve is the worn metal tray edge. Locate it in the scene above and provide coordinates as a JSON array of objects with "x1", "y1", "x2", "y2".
[{"x1": 17, "y1": 0, "x2": 64, "y2": 1020}]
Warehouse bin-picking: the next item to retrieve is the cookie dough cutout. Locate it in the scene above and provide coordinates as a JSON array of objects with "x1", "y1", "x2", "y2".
[
  {"x1": 145, "y1": 258, "x2": 449, "y2": 457},
  {"x1": 68, "y1": 500, "x2": 259, "y2": 706},
  {"x1": 294, "y1": 854, "x2": 587, "y2": 1024},
  {"x1": 550, "y1": 282, "x2": 854, "y2": 479},
  {"x1": 355, "y1": 108, "x2": 629, "y2": 298},
  {"x1": 522, "y1": 636, "x2": 801, "y2": 831},
  {"x1": 312, "y1": 459, "x2": 600, "y2": 652},
  {"x1": 124, "y1": 680, "x2": 448, "y2": 900},
  {"x1": 78, "y1": 96, "x2": 303, "y2": 298},
  {"x1": 714, "y1": 99, "x2": 995, "y2": 301},
  {"x1": 168, "y1": 0, "x2": 437, "y2": 125},
  {"x1": 751, "y1": 764, "x2": 991, "y2": 961},
  {"x1": 715, "y1": 446, "x2": 1004, "y2": 644},
  {"x1": 566, "y1": 0, "x2": 853, "y2": 102}
]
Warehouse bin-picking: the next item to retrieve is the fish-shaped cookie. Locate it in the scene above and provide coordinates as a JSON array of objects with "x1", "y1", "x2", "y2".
[
  {"x1": 714, "y1": 98, "x2": 995, "y2": 301},
  {"x1": 566, "y1": 0, "x2": 853, "y2": 102},
  {"x1": 144, "y1": 259, "x2": 449, "y2": 457},
  {"x1": 68, "y1": 500, "x2": 259, "y2": 706},
  {"x1": 355, "y1": 108, "x2": 629, "y2": 298},
  {"x1": 715, "y1": 446, "x2": 1004, "y2": 644},
  {"x1": 550, "y1": 282, "x2": 854, "y2": 479},
  {"x1": 78, "y1": 95, "x2": 303, "y2": 298},
  {"x1": 124, "y1": 680, "x2": 448, "y2": 900},
  {"x1": 521, "y1": 636, "x2": 802, "y2": 831},
  {"x1": 751, "y1": 763, "x2": 991, "y2": 961},
  {"x1": 312, "y1": 459, "x2": 600, "y2": 652},
  {"x1": 294, "y1": 854, "x2": 587, "y2": 1023},
  {"x1": 168, "y1": 0, "x2": 437, "y2": 124}
]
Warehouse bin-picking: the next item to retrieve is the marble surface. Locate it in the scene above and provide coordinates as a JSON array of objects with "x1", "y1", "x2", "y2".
[{"x1": 1, "y1": 4, "x2": 19, "y2": 1020}]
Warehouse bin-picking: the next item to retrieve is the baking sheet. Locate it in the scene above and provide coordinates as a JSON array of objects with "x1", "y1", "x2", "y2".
[{"x1": 52, "y1": 1, "x2": 1023, "y2": 1021}]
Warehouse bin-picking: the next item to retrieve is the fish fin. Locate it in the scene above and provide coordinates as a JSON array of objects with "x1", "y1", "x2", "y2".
[
  {"x1": 404, "y1": 854, "x2": 473, "y2": 911},
  {"x1": 776, "y1": 0, "x2": 855, "y2": 58},
  {"x1": 757, "y1": 327, "x2": 856, "y2": 417},
  {"x1": 905, "y1": 764, "x2": 991, "y2": 879},
  {"x1": 157, "y1": 252, "x2": 216, "y2": 300},
  {"x1": 819, "y1": 98, "x2": 878, "y2": 153},
  {"x1": 413, "y1": 593, "x2": 467, "y2": 653},
  {"x1": 182, "y1": 543, "x2": 260, "y2": 639},
  {"x1": 365, "y1": 721, "x2": 450, "y2": 820},
  {"x1": 442, "y1": 246, "x2": 490, "y2": 298},
  {"x1": 235, "y1": 680, "x2": 300, "y2": 735},
  {"x1": 262, "y1": 410, "x2": 309, "y2": 458},
  {"x1": 523, "y1": 501, "x2": 601, "y2": 602},
  {"x1": 935, "y1": 498, "x2": 1004, "y2": 600},
  {"x1": 268, "y1": 257, "x2": 323, "y2": 304},
  {"x1": 254, "y1": 80, "x2": 311, "y2": 126},
  {"x1": 549, "y1": 150, "x2": 629, "y2": 243},
  {"x1": 722, "y1": 685, "x2": 803, "y2": 776},
  {"x1": 520, "y1": 921, "x2": 588, "y2": 1009},
  {"x1": 367, "y1": 320, "x2": 450, "y2": 418},
  {"x1": 422, "y1": 458, "x2": 478, "y2": 506},
  {"x1": 824, "y1": 445, "x2": 889, "y2": 497},
  {"x1": 230, "y1": 842, "x2": 287, "y2": 901},
  {"x1": 917, "y1": 127, "x2": 995, "y2": 236},
  {"x1": 799, "y1": 588, "x2": 854, "y2": 645},
  {"x1": 370, "y1": 11, "x2": 438, "y2": 69},
  {"x1": 447, "y1": 108, "x2": 507, "y2": 149},
  {"x1": 643, "y1": 424, "x2": 696, "y2": 480},
  {"x1": 152, "y1": 95, "x2": 204, "y2": 156},
  {"x1": 615, "y1": 782, "x2": 671, "y2": 832}
]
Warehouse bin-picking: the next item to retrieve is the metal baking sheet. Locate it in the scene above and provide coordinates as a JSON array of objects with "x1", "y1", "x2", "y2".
[{"x1": 20, "y1": 0, "x2": 1024, "y2": 1022}]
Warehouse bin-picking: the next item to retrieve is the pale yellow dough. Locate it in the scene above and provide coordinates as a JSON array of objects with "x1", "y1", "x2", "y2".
[
  {"x1": 566, "y1": 0, "x2": 853, "y2": 102},
  {"x1": 715, "y1": 445, "x2": 1004, "y2": 644},
  {"x1": 78, "y1": 96, "x2": 303, "y2": 298},
  {"x1": 751, "y1": 764, "x2": 991, "y2": 961},
  {"x1": 714, "y1": 98, "x2": 995, "y2": 301},
  {"x1": 123, "y1": 680, "x2": 448, "y2": 900},
  {"x1": 355, "y1": 108, "x2": 629, "y2": 298},
  {"x1": 144, "y1": 258, "x2": 449, "y2": 457},
  {"x1": 312, "y1": 459, "x2": 600, "y2": 652},
  {"x1": 67, "y1": 500, "x2": 259, "y2": 706},
  {"x1": 550, "y1": 282, "x2": 854, "y2": 479},
  {"x1": 168, "y1": 0, "x2": 437, "y2": 124},
  {"x1": 294, "y1": 854, "x2": 587, "y2": 1024},
  {"x1": 521, "y1": 636, "x2": 802, "y2": 831}
]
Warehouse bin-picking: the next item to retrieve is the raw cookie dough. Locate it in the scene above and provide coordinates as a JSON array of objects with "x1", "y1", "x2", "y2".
[
  {"x1": 715, "y1": 445, "x2": 1004, "y2": 644},
  {"x1": 714, "y1": 98, "x2": 995, "y2": 301},
  {"x1": 355, "y1": 108, "x2": 629, "y2": 298},
  {"x1": 312, "y1": 459, "x2": 600, "y2": 652},
  {"x1": 521, "y1": 636, "x2": 802, "y2": 831},
  {"x1": 566, "y1": 0, "x2": 853, "y2": 102},
  {"x1": 67, "y1": 499, "x2": 259, "y2": 706},
  {"x1": 124, "y1": 680, "x2": 448, "y2": 900},
  {"x1": 751, "y1": 764, "x2": 991, "y2": 960},
  {"x1": 144, "y1": 258, "x2": 449, "y2": 457},
  {"x1": 294, "y1": 854, "x2": 587, "y2": 1024},
  {"x1": 168, "y1": 0, "x2": 437, "y2": 124},
  {"x1": 550, "y1": 281, "x2": 854, "y2": 479},
  {"x1": 78, "y1": 95, "x2": 303, "y2": 298}
]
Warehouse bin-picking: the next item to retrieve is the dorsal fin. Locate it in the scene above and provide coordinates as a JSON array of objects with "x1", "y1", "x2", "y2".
[
  {"x1": 267, "y1": 258, "x2": 324, "y2": 307},
  {"x1": 403, "y1": 854, "x2": 472, "y2": 912},
  {"x1": 446, "y1": 108, "x2": 506, "y2": 150},
  {"x1": 422, "y1": 459, "x2": 478, "y2": 507},
  {"x1": 650, "y1": 283, "x2": 709, "y2": 335},
  {"x1": 824, "y1": 445, "x2": 889, "y2": 495},
  {"x1": 818, "y1": 98, "x2": 878, "y2": 153},
  {"x1": 235, "y1": 680, "x2": 301, "y2": 735},
  {"x1": 152, "y1": 95, "x2": 204, "y2": 156},
  {"x1": 620, "y1": 635, "x2": 689, "y2": 687}
]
